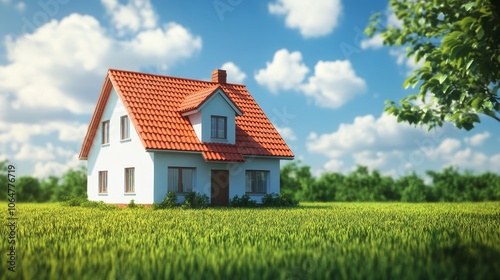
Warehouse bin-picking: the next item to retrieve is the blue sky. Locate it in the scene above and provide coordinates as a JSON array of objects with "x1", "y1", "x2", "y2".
[{"x1": 0, "y1": 0, "x2": 498, "y2": 178}]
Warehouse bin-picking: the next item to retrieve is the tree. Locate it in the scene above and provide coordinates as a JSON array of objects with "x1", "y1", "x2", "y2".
[
  {"x1": 17, "y1": 176, "x2": 41, "y2": 202},
  {"x1": 53, "y1": 166, "x2": 87, "y2": 200},
  {"x1": 0, "y1": 160, "x2": 7, "y2": 201},
  {"x1": 280, "y1": 161, "x2": 315, "y2": 201},
  {"x1": 366, "y1": 0, "x2": 500, "y2": 130}
]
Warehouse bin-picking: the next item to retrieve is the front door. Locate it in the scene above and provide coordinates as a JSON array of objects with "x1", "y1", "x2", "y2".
[{"x1": 211, "y1": 170, "x2": 229, "y2": 206}]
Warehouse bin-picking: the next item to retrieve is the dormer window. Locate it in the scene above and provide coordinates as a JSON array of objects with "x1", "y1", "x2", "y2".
[{"x1": 211, "y1": 116, "x2": 227, "y2": 139}]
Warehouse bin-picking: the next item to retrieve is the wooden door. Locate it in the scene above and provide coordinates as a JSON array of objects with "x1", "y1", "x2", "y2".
[{"x1": 211, "y1": 170, "x2": 229, "y2": 206}]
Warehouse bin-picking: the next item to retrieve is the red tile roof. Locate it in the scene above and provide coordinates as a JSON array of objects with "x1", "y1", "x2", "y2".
[{"x1": 79, "y1": 69, "x2": 294, "y2": 162}]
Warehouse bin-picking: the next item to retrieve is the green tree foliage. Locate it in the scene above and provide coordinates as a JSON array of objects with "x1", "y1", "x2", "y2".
[
  {"x1": 280, "y1": 161, "x2": 315, "y2": 200},
  {"x1": 0, "y1": 159, "x2": 8, "y2": 201},
  {"x1": 53, "y1": 166, "x2": 87, "y2": 201},
  {"x1": 366, "y1": 0, "x2": 500, "y2": 130},
  {"x1": 281, "y1": 161, "x2": 500, "y2": 202},
  {"x1": 17, "y1": 176, "x2": 42, "y2": 202},
  {"x1": 0, "y1": 160, "x2": 87, "y2": 202}
]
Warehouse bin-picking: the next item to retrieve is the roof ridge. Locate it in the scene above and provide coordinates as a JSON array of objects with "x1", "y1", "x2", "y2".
[{"x1": 108, "y1": 68, "x2": 247, "y2": 86}]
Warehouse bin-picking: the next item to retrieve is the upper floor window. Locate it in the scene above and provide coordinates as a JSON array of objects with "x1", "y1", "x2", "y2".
[
  {"x1": 121, "y1": 115, "x2": 130, "y2": 140},
  {"x1": 211, "y1": 116, "x2": 227, "y2": 139},
  {"x1": 102, "y1": 120, "x2": 110, "y2": 145}
]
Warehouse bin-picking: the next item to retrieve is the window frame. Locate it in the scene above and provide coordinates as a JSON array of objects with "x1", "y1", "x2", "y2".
[
  {"x1": 98, "y1": 171, "x2": 108, "y2": 194},
  {"x1": 210, "y1": 115, "x2": 227, "y2": 139},
  {"x1": 101, "y1": 120, "x2": 110, "y2": 145},
  {"x1": 168, "y1": 167, "x2": 195, "y2": 193},
  {"x1": 245, "y1": 170, "x2": 269, "y2": 194},
  {"x1": 124, "y1": 167, "x2": 135, "y2": 194},
  {"x1": 120, "y1": 115, "x2": 130, "y2": 140}
]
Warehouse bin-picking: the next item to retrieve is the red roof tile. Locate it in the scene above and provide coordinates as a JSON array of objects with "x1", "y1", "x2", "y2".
[{"x1": 79, "y1": 69, "x2": 294, "y2": 162}]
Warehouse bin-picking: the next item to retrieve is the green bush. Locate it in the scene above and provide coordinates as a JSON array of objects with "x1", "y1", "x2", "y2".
[
  {"x1": 82, "y1": 200, "x2": 117, "y2": 210},
  {"x1": 161, "y1": 192, "x2": 179, "y2": 209},
  {"x1": 262, "y1": 193, "x2": 299, "y2": 207},
  {"x1": 182, "y1": 192, "x2": 209, "y2": 209},
  {"x1": 127, "y1": 199, "x2": 138, "y2": 209},
  {"x1": 61, "y1": 196, "x2": 88, "y2": 207},
  {"x1": 229, "y1": 194, "x2": 257, "y2": 207}
]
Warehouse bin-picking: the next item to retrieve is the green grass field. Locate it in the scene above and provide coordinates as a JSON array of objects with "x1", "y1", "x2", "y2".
[{"x1": 1, "y1": 202, "x2": 499, "y2": 280}]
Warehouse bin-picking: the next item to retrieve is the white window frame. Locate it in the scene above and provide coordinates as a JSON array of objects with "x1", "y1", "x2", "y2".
[
  {"x1": 245, "y1": 170, "x2": 269, "y2": 194},
  {"x1": 168, "y1": 167, "x2": 195, "y2": 193},
  {"x1": 101, "y1": 120, "x2": 110, "y2": 145},
  {"x1": 120, "y1": 115, "x2": 130, "y2": 140},
  {"x1": 125, "y1": 167, "x2": 135, "y2": 193},
  {"x1": 98, "y1": 171, "x2": 108, "y2": 194}
]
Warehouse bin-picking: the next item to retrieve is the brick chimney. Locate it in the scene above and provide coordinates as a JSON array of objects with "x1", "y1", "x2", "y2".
[{"x1": 212, "y1": 69, "x2": 227, "y2": 84}]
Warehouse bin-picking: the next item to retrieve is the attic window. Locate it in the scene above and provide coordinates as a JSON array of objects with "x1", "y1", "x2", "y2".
[
  {"x1": 102, "y1": 120, "x2": 110, "y2": 145},
  {"x1": 211, "y1": 116, "x2": 227, "y2": 139},
  {"x1": 120, "y1": 115, "x2": 130, "y2": 140}
]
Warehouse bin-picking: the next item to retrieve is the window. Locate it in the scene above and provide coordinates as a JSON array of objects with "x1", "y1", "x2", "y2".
[
  {"x1": 102, "y1": 120, "x2": 110, "y2": 144},
  {"x1": 245, "y1": 170, "x2": 269, "y2": 194},
  {"x1": 120, "y1": 115, "x2": 130, "y2": 140},
  {"x1": 98, "y1": 171, "x2": 108, "y2": 194},
  {"x1": 211, "y1": 116, "x2": 227, "y2": 139},
  {"x1": 168, "y1": 167, "x2": 194, "y2": 193},
  {"x1": 125, "y1": 168, "x2": 135, "y2": 193}
]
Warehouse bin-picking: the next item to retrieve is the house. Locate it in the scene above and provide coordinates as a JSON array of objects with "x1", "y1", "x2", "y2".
[{"x1": 79, "y1": 68, "x2": 294, "y2": 205}]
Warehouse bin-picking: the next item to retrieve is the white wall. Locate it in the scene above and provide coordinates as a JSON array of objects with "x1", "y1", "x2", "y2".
[
  {"x1": 200, "y1": 92, "x2": 237, "y2": 144},
  {"x1": 187, "y1": 112, "x2": 202, "y2": 141},
  {"x1": 153, "y1": 152, "x2": 280, "y2": 203},
  {"x1": 87, "y1": 88, "x2": 155, "y2": 204}
]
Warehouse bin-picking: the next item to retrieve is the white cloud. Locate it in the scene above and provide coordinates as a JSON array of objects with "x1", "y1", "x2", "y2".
[
  {"x1": 0, "y1": 13, "x2": 201, "y2": 116},
  {"x1": 323, "y1": 158, "x2": 344, "y2": 172},
  {"x1": 389, "y1": 48, "x2": 422, "y2": 73},
  {"x1": 33, "y1": 153, "x2": 83, "y2": 178},
  {"x1": 255, "y1": 49, "x2": 309, "y2": 93},
  {"x1": 464, "y1": 131, "x2": 491, "y2": 146},
  {"x1": 360, "y1": 33, "x2": 383, "y2": 50},
  {"x1": 15, "y1": 1, "x2": 25, "y2": 12},
  {"x1": 308, "y1": 112, "x2": 500, "y2": 176},
  {"x1": 101, "y1": 0, "x2": 158, "y2": 34},
  {"x1": 435, "y1": 138, "x2": 461, "y2": 155},
  {"x1": 275, "y1": 125, "x2": 297, "y2": 141},
  {"x1": 221, "y1": 62, "x2": 246, "y2": 84},
  {"x1": 307, "y1": 113, "x2": 441, "y2": 176},
  {"x1": 14, "y1": 143, "x2": 55, "y2": 161},
  {"x1": 269, "y1": 0, "x2": 342, "y2": 38},
  {"x1": 301, "y1": 60, "x2": 366, "y2": 109}
]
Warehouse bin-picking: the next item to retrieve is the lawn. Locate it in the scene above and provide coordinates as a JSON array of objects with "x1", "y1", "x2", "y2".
[{"x1": 1, "y1": 202, "x2": 499, "y2": 279}]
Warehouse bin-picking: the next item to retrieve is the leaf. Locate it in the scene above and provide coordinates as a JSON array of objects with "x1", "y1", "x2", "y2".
[
  {"x1": 463, "y1": 2, "x2": 476, "y2": 11},
  {"x1": 437, "y1": 74, "x2": 448, "y2": 84},
  {"x1": 471, "y1": 97, "x2": 482, "y2": 111}
]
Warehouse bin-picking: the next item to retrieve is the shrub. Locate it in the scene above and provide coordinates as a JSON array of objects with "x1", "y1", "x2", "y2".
[
  {"x1": 229, "y1": 194, "x2": 257, "y2": 207},
  {"x1": 262, "y1": 193, "x2": 299, "y2": 207},
  {"x1": 127, "y1": 199, "x2": 138, "y2": 209},
  {"x1": 61, "y1": 196, "x2": 88, "y2": 207},
  {"x1": 160, "y1": 192, "x2": 179, "y2": 209},
  {"x1": 82, "y1": 200, "x2": 117, "y2": 210},
  {"x1": 182, "y1": 192, "x2": 209, "y2": 209}
]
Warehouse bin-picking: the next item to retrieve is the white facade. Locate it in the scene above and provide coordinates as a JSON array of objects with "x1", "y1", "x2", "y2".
[
  {"x1": 87, "y1": 88, "x2": 155, "y2": 204},
  {"x1": 86, "y1": 87, "x2": 281, "y2": 205}
]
